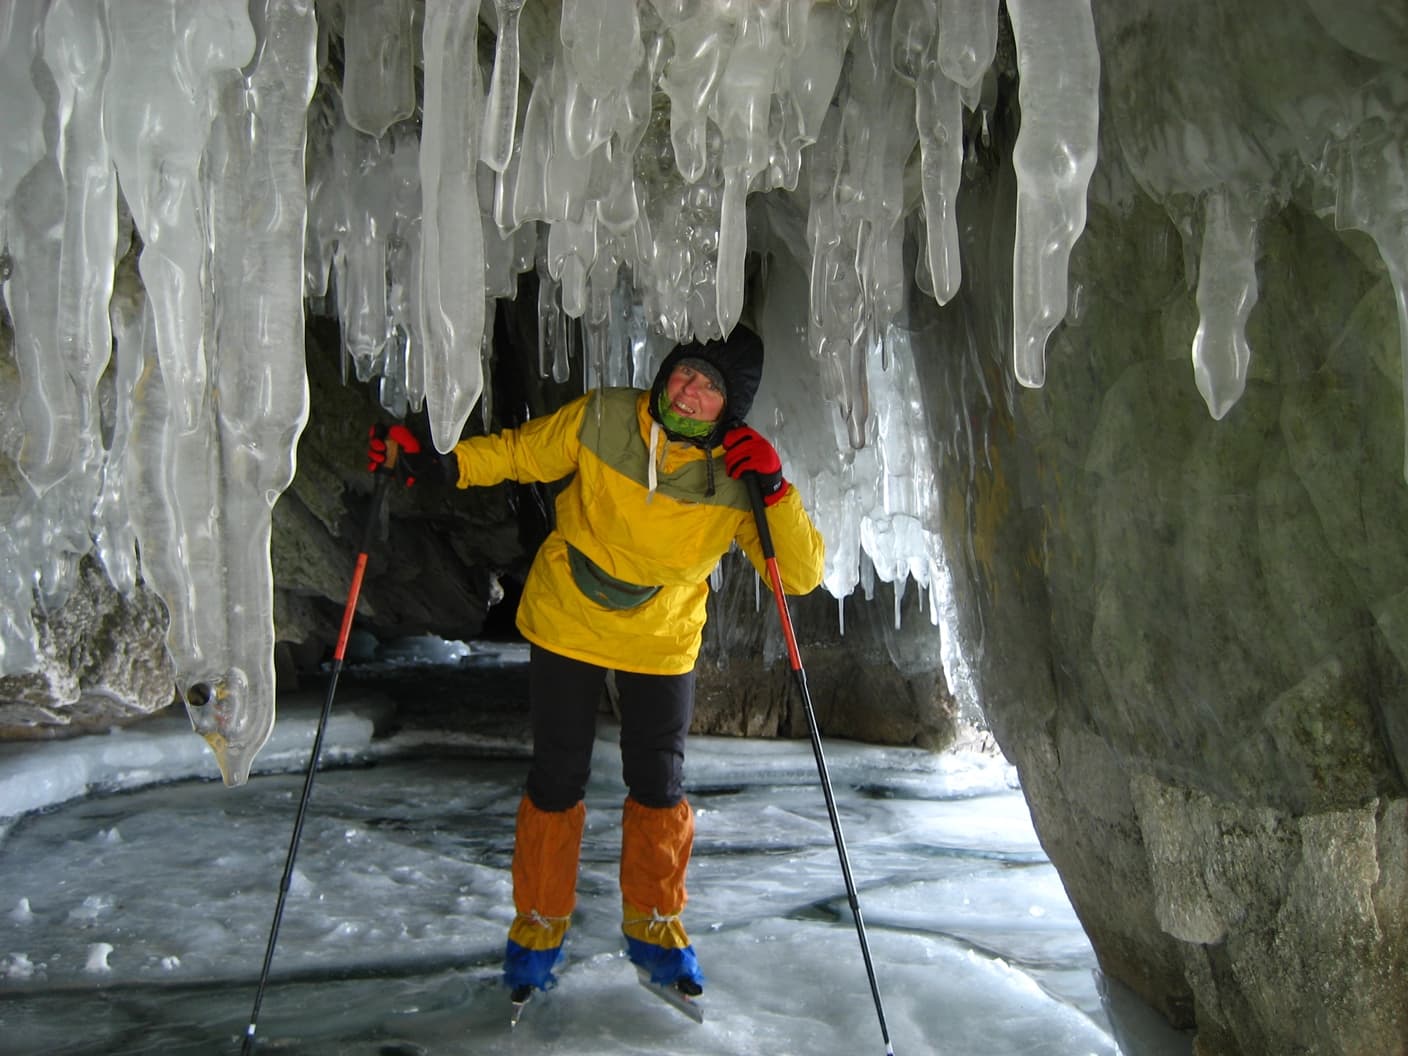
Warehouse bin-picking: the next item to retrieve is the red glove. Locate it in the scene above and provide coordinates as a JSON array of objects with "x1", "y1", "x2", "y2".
[
  {"x1": 367, "y1": 423, "x2": 448, "y2": 486},
  {"x1": 723, "y1": 425, "x2": 790, "y2": 506}
]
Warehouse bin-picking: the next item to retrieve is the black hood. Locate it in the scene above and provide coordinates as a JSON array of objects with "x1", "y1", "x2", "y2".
[{"x1": 648, "y1": 324, "x2": 764, "y2": 447}]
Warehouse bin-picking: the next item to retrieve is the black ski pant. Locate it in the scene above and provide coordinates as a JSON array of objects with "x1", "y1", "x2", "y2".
[{"x1": 525, "y1": 644, "x2": 695, "y2": 811}]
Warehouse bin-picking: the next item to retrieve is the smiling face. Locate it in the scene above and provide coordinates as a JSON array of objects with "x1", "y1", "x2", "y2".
[{"x1": 664, "y1": 362, "x2": 726, "y2": 424}]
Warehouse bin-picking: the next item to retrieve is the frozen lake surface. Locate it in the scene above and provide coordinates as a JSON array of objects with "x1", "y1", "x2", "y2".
[{"x1": 0, "y1": 647, "x2": 1190, "y2": 1055}]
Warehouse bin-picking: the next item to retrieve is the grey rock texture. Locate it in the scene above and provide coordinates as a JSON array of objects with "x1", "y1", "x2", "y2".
[
  {"x1": 932, "y1": 107, "x2": 1408, "y2": 1055},
  {"x1": 692, "y1": 554, "x2": 958, "y2": 749},
  {"x1": 0, "y1": 556, "x2": 174, "y2": 736}
]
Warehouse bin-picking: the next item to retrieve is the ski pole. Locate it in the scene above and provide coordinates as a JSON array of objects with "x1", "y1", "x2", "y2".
[
  {"x1": 744, "y1": 474, "x2": 896, "y2": 1056},
  {"x1": 240, "y1": 462, "x2": 396, "y2": 1055}
]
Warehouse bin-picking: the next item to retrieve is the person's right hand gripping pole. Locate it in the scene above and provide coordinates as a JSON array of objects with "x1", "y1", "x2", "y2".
[{"x1": 367, "y1": 422, "x2": 452, "y2": 487}]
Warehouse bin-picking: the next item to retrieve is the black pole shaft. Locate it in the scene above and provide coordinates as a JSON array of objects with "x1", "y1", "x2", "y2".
[
  {"x1": 744, "y1": 475, "x2": 896, "y2": 1056},
  {"x1": 240, "y1": 474, "x2": 392, "y2": 1055}
]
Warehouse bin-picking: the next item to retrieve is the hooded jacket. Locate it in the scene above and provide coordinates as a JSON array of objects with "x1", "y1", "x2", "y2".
[{"x1": 448, "y1": 331, "x2": 824, "y2": 675}]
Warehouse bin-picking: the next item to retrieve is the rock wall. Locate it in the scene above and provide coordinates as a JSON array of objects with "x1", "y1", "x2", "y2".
[
  {"x1": 938, "y1": 95, "x2": 1408, "y2": 1055},
  {"x1": 692, "y1": 553, "x2": 958, "y2": 749}
]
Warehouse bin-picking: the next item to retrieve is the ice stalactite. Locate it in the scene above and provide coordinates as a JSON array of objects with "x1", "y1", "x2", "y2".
[
  {"x1": 106, "y1": 1, "x2": 253, "y2": 435},
  {"x1": 125, "y1": 0, "x2": 317, "y2": 786},
  {"x1": 715, "y1": 5, "x2": 780, "y2": 334},
  {"x1": 14, "y1": 0, "x2": 116, "y2": 498},
  {"x1": 481, "y1": 0, "x2": 525, "y2": 173},
  {"x1": 806, "y1": 14, "x2": 911, "y2": 451},
  {"x1": 937, "y1": 0, "x2": 999, "y2": 101},
  {"x1": 659, "y1": 12, "x2": 728, "y2": 189},
  {"x1": 0, "y1": 0, "x2": 116, "y2": 672},
  {"x1": 96, "y1": 257, "x2": 143, "y2": 597},
  {"x1": 0, "y1": 0, "x2": 315, "y2": 784},
  {"x1": 1094, "y1": 0, "x2": 1408, "y2": 453},
  {"x1": 419, "y1": 0, "x2": 486, "y2": 454},
  {"x1": 339, "y1": 0, "x2": 415, "y2": 139},
  {"x1": 891, "y1": 0, "x2": 967, "y2": 307},
  {"x1": 194, "y1": 0, "x2": 317, "y2": 783},
  {"x1": 331, "y1": 121, "x2": 396, "y2": 382},
  {"x1": 1192, "y1": 187, "x2": 1260, "y2": 421},
  {"x1": 383, "y1": 128, "x2": 425, "y2": 418},
  {"x1": 1007, "y1": 0, "x2": 1100, "y2": 389},
  {"x1": 1324, "y1": 72, "x2": 1408, "y2": 479}
]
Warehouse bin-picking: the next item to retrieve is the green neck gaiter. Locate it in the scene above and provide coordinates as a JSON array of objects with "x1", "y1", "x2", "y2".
[{"x1": 657, "y1": 390, "x2": 715, "y2": 441}]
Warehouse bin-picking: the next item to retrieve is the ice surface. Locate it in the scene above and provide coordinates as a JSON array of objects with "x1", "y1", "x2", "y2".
[{"x1": 0, "y1": 656, "x2": 1191, "y2": 1054}]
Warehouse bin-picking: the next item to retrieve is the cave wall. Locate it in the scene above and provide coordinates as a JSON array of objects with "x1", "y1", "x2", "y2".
[
  {"x1": 937, "y1": 94, "x2": 1408, "y2": 1056},
  {"x1": 692, "y1": 552, "x2": 958, "y2": 750}
]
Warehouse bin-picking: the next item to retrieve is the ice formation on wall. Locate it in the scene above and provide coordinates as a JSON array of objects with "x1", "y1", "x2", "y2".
[
  {"x1": 2, "y1": 0, "x2": 315, "y2": 785},
  {"x1": 1005, "y1": 0, "x2": 1098, "y2": 389},
  {"x1": 1098, "y1": 0, "x2": 1408, "y2": 452},
  {"x1": 4, "y1": 0, "x2": 1407, "y2": 781}
]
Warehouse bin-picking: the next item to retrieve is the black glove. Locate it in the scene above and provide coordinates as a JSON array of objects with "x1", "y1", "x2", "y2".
[
  {"x1": 367, "y1": 423, "x2": 454, "y2": 487},
  {"x1": 723, "y1": 425, "x2": 790, "y2": 507}
]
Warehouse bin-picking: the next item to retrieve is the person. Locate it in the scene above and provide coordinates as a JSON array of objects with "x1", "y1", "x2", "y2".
[{"x1": 367, "y1": 323, "x2": 824, "y2": 1004}]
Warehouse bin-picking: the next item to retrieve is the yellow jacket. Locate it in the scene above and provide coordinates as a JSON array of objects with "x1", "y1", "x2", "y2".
[{"x1": 450, "y1": 389, "x2": 825, "y2": 675}]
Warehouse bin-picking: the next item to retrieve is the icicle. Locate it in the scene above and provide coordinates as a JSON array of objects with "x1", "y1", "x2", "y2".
[
  {"x1": 341, "y1": 0, "x2": 415, "y2": 138},
  {"x1": 95, "y1": 274, "x2": 144, "y2": 597},
  {"x1": 660, "y1": 17, "x2": 730, "y2": 185},
  {"x1": 479, "y1": 316, "x2": 496, "y2": 430},
  {"x1": 419, "y1": 0, "x2": 486, "y2": 453},
  {"x1": 482, "y1": 0, "x2": 526, "y2": 172},
  {"x1": 0, "y1": 4, "x2": 48, "y2": 213},
  {"x1": 148, "y1": 0, "x2": 315, "y2": 787},
  {"x1": 585, "y1": 315, "x2": 609, "y2": 390},
  {"x1": 1006, "y1": 0, "x2": 1100, "y2": 389},
  {"x1": 915, "y1": 71, "x2": 964, "y2": 305},
  {"x1": 558, "y1": 312, "x2": 575, "y2": 386},
  {"x1": 1191, "y1": 186, "x2": 1259, "y2": 420},
  {"x1": 937, "y1": 0, "x2": 999, "y2": 91},
  {"x1": 331, "y1": 124, "x2": 394, "y2": 381},
  {"x1": 105, "y1": 0, "x2": 253, "y2": 435},
  {"x1": 537, "y1": 248, "x2": 560, "y2": 380},
  {"x1": 838, "y1": 594, "x2": 846, "y2": 637},
  {"x1": 891, "y1": 0, "x2": 955, "y2": 319},
  {"x1": 716, "y1": 5, "x2": 779, "y2": 333},
  {"x1": 5, "y1": 0, "x2": 115, "y2": 499}
]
